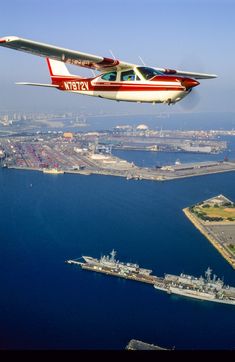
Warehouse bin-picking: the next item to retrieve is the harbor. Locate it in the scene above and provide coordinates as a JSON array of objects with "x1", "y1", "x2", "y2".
[
  {"x1": 66, "y1": 250, "x2": 235, "y2": 305},
  {"x1": 1, "y1": 158, "x2": 235, "y2": 350},
  {"x1": 1, "y1": 133, "x2": 235, "y2": 182}
]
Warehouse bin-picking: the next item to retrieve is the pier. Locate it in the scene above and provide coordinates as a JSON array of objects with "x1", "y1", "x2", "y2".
[{"x1": 66, "y1": 259, "x2": 159, "y2": 285}]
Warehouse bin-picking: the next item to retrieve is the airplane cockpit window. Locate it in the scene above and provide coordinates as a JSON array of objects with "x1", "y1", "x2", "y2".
[
  {"x1": 121, "y1": 70, "x2": 140, "y2": 81},
  {"x1": 101, "y1": 72, "x2": 117, "y2": 81},
  {"x1": 137, "y1": 67, "x2": 163, "y2": 80}
]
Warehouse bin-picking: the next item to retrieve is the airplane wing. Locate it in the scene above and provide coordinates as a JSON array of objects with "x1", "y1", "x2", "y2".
[
  {"x1": 154, "y1": 67, "x2": 217, "y2": 79},
  {"x1": 0, "y1": 36, "x2": 217, "y2": 79},
  {"x1": 0, "y1": 36, "x2": 133, "y2": 72}
]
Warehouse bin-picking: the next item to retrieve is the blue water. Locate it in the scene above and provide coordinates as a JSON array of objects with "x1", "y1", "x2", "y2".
[
  {"x1": 113, "y1": 135, "x2": 235, "y2": 167},
  {"x1": 1, "y1": 160, "x2": 235, "y2": 349}
]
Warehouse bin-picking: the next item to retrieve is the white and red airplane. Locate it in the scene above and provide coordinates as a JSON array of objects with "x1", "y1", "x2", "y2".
[{"x1": 0, "y1": 36, "x2": 217, "y2": 105}]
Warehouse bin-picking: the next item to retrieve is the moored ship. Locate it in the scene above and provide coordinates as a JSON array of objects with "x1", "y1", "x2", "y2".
[
  {"x1": 82, "y1": 249, "x2": 152, "y2": 276},
  {"x1": 154, "y1": 267, "x2": 235, "y2": 305},
  {"x1": 43, "y1": 168, "x2": 64, "y2": 174},
  {"x1": 66, "y1": 250, "x2": 157, "y2": 284}
]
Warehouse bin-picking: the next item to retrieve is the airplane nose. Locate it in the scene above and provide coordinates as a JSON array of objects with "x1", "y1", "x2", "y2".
[{"x1": 181, "y1": 78, "x2": 200, "y2": 90}]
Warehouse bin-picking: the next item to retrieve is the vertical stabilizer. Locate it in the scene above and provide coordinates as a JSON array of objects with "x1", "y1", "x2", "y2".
[{"x1": 46, "y1": 58, "x2": 71, "y2": 77}]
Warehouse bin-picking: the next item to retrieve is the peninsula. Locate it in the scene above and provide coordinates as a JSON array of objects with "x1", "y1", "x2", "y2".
[{"x1": 183, "y1": 195, "x2": 235, "y2": 269}]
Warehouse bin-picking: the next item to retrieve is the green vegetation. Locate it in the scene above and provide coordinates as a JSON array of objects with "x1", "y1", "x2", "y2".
[
  {"x1": 190, "y1": 202, "x2": 235, "y2": 222},
  {"x1": 228, "y1": 244, "x2": 235, "y2": 255}
]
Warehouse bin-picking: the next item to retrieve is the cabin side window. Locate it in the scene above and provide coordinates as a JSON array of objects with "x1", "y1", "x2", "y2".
[
  {"x1": 121, "y1": 70, "x2": 140, "y2": 81},
  {"x1": 101, "y1": 72, "x2": 117, "y2": 81}
]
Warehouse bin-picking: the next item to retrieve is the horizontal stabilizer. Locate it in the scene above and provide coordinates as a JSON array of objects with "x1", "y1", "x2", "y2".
[{"x1": 15, "y1": 82, "x2": 59, "y2": 88}]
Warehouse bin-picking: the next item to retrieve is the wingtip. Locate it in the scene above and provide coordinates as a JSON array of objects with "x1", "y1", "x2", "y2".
[{"x1": 0, "y1": 36, "x2": 19, "y2": 44}]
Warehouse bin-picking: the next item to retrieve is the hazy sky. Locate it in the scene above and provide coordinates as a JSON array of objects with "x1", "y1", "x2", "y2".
[{"x1": 0, "y1": 0, "x2": 234, "y2": 114}]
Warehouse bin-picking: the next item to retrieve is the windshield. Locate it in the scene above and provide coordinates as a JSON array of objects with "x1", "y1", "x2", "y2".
[{"x1": 137, "y1": 67, "x2": 163, "y2": 80}]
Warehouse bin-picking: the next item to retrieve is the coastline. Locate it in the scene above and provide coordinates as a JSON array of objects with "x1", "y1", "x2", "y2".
[
  {"x1": 183, "y1": 207, "x2": 235, "y2": 269},
  {"x1": 5, "y1": 164, "x2": 235, "y2": 182}
]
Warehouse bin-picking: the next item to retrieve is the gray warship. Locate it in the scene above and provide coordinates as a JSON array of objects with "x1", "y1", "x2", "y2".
[
  {"x1": 66, "y1": 250, "x2": 157, "y2": 284},
  {"x1": 154, "y1": 267, "x2": 235, "y2": 305},
  {"x1": 82, "y1": 249, "x2": 152, "y2": 276}
]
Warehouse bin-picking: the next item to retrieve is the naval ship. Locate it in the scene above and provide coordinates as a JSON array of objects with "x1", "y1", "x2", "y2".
[
  {"x1": 66, "y1": 250, "x2": 157, "y2": 284},
  {"x1": 154, "y1": 267, "x2": 235, "y2": 305},
  {"x1": 82, "y1": 249, "x2": 152, "y2": 275}
]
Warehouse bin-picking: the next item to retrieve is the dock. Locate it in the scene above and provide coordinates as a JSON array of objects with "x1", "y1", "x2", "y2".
[{"x1": 65, "y1": 259, "x2": 159, "y2": 285}]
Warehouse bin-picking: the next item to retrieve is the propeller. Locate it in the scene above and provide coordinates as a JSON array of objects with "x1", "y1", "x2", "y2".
[
  {"x1": 176, "y1": 54, "x2": 204, "y2": 111},
  {"x1": 179, "y1": 87, "x2": 200, "y2": 111}
]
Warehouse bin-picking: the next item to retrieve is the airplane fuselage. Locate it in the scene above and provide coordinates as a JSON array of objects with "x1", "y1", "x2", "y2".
[{"x1": 52, "y1": 73, "x2": 197, "y2": 104}]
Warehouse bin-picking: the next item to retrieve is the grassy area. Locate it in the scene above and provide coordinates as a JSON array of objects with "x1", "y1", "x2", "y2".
[
  {"x1": 193, "y1": 205, "x2": 235, "y2": 221},
  {"x1": 189, "y1": 204, "x2": 235, "y2": 221},
  {"x1": 199, "y1": 206, "x2": 235, "y2": 218}
]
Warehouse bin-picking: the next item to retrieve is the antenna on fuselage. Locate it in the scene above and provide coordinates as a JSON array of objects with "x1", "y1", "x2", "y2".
[
  {"x1": 90, "y1": 69, "x2": 96, "y2": 77},
  {"x1": 109, "y1": 49, "x2": 116, "y2": 60},
  {"x1": 138, "y1": 56, "x2": 146, "y2": 66}
]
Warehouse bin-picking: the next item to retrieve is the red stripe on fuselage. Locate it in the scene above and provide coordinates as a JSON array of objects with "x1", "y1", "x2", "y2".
[
  {"x1": 52, "y1": 76, "x2": 185, "y2": 92},
  {"x1": 94, "y1": 85, "x2": 183, "y2": 92}
]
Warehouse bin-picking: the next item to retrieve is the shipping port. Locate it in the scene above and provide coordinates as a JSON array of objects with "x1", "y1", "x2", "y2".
[
  {"x1": 1, "y1": 133, "x2": 235, "y2": 182},
  {"x1": 66, "y1": 250, "x2": 235, "y2": 305}
]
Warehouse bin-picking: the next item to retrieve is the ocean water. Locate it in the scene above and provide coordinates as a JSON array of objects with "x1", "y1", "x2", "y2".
[
  {"x1": 0, "y1": 158, "x2": 235, "y2": 350},
  {"x1": 113, "y1": 135, "x2": 235, "y2": 167}
]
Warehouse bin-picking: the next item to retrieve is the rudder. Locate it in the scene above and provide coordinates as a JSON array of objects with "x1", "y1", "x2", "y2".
[{"x1": 46, "y1": 58, "x2": 71, "y2": 77}]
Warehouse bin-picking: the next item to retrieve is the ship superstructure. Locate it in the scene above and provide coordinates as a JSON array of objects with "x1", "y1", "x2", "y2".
[
  {"x1": 66, "y1": 250, "x2": 156, "y2": 284},
  {"x1": 82, "y1": 249, "x2": 152, "y2": 276},
  {"x1": 154, "y1": 267, "x2": 235, "y2": 305}
]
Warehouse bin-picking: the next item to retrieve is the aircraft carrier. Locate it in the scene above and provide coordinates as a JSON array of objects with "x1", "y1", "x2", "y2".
[
  {"x1": 66, "y1": 250, "x2": 158, "y2": 284},
  {"x1": 154, "y1": 267, "x2": 235, "y2": 305}
]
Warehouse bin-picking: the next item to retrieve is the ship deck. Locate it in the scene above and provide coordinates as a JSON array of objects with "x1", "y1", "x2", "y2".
[{"x1": 65, "y1": 259, "x2": 160, "y2": 284}]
